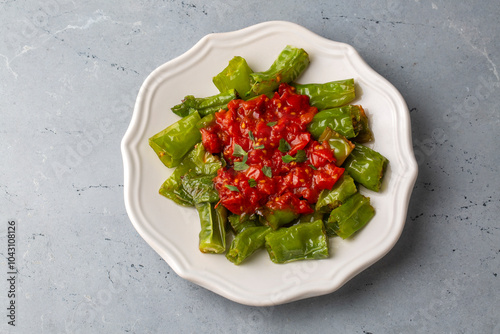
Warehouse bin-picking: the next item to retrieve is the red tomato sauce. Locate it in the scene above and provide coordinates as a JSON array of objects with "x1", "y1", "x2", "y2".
[{"x1": 201, "y1": 83, "x2": 344, "y2": 215}]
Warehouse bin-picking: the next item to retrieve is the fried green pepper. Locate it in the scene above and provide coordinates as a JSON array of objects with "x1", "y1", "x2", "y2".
[
  {"x1": 188, "y1": 142, "x2": 222, "y2": 175},
  {"x1": 342, "y1": 144, "x2": 388, "y2": 192},
  {"x1": 182, "y1": 172, "x2": 219, "y2": 204},
  {"x1": 228, "y1": 213, "x2": 260, "y2": 234},
  {"x1": 213, "y1": 56, "x2": 254, "y2": 96},
  {"x1": 159, "y1": 143, "x2": 222, "y2": 206},
  {"x1": 265, "y1": 220, "x2": 329, "y2": 264},
  {"x1": 307, "y1": 105, "x2": 364, "y2": 139},
  {"x1": 158, "y1": 151, "x2": 196, "y2": 206},
  {"x1": 326, "y1": 193, "x2": 375, "y2": 239},
  {"x1": 196, "y1": 113, "x2": 216, "y2": 129},
  {"x1": 196, "y1": 202, "x2": 227, "y2": 254},
  {"x1": 149, "y1": 111, "x2": 202, "y2": 168},
  {"x1": 226, "y1": 226, "x2": 272, "y2": 265},
  {"x1": 171, "y1": 89, "x2": 238, "y2": 117},
  {"x1": 316, "y1": 174, "x2": 358, "y2": 214},
  {"x1": 292, "y1": 79, "x2": 356, "y2": 110},
  {"x1": 351, "y1": 106, "x2": 373, "y2": 143},
  {"x1": 260, "y1": 208, "x2": 299, "y2": 230},
  {"x1": 294, "y1": 210, "x2": 326, "y2": 224},
  {"x1": 318, "y1": 126, "x2": 355, "y2": 166},
  {"x1": 247, "y1": 46, "x2": 309, "y2": 97}
]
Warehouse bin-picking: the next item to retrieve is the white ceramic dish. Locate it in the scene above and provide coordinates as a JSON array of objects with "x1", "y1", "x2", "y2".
[{"x1": 121, "y1": 21, "x2": 418, "y2": 306}]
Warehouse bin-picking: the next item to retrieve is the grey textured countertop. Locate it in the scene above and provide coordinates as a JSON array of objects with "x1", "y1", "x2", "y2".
[{"x1": 1, "y1": 1, "x2": 499, "y2": 333}]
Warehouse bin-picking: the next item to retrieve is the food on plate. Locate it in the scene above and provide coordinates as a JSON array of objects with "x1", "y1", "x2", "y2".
[
  {"x1": 226, "y1": 226, "x2": 272, "y2": 265},
  {"x1": 171, "y1": 89, "x2": 238, "y2": 118},
  {"x1": 317, "y1": 127, "x2": 355, "y2": 166},
  {"x1": 213, "y1": 56, "x2": 254, "y2": 96},
  {"x1": 315, "y1": 174, "x2": 358, "y2": 216},
  {"x1": 246, "y1": 45, "x2": 310, "y2": 97},
  {"x1": 292, "y1": 79, "x2": 356, "y2": 110},
  {"x1": 343, "y1": 144, "x2": 388, "y2": 192},
  {"x1": 148, "y1": 45, "x2": 388, "y2": 264},
  {"x1": 196, "y1": 201, "x2": 227, "y2": 254},
  {"x1": 206, "y1": 84, "x2": 344, "y2": 219},
  {"x1": 158, "y1": 142, "x2": 221, "y2": 206},
  {"x1": 148, "y1": 111, "x2": 201, "y2": 168},
  {"x1": 265, "y1": 220, "x2": 328, "y2": 264},
  {"x1": 326, "y1": 193, "x2": 375, "y2": 238}
]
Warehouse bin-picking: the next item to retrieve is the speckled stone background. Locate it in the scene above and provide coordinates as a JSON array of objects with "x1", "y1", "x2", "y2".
[{"x1": 1, "y1": 1, "x2": 499, "y2": 333}]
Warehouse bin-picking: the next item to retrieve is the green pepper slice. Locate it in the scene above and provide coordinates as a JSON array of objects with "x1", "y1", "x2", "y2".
[
  {"x1": 158, "y1": 150, "x2": 196, "y2": 206},
  {"x1": 196, "y1": 113, "x2": 216, "y2": 129},
  {"x1": 188, "y1": 142, "x2": 222, "y2": 175},
  {"x1": 228, "y1": 213, "x2": 260, "y2": 234},
  {"x1": 292, "y1": 79, "x2": 356, "y2": 110},
  {"x1": 351, "y1": 106, "x2": 373, "y2": 143},
  {"x1": 149, "y1": 111, "x2": 202, "y2": 168},
  {"x1": 171, "y1": 89, "x2": 238, "y2": 117},
  {"x1": 294, "y1": 210, "x2": 326, "y2": 225},
  {"x1": 226, "y1": 226, "x2": 272, "y2": 265},
  {"x1": 260, "y1": 208, "x2": 299, "y2": 230},
  {"x1": 342, "y1": 144, "x2": 388, "y2": 192},
  {"x1": 247, "y1": 46, "x2": 309, "y2": 97},
  {"x1": 307, "y1": 105, "x2": 363, "y2": 139},
  {"x1": 159, "y1": 143, "x2": 222, "y2": 206},
  {"x1": 195, "y1": 202, "x2": 227, "y2": 254},
  {"x1": 182, "y1": 172, "x2": 219, "y2": 204},
  {"x1": 316, "y1": 174, "x2": 358, "y2": 214},
  {"x1": 318, "y1": 126, "x2": 355, "y2": 166},
  {"x1": 326, "y1": 193, "x2": 375, "y2": 239},
  {"x1": 265, "y1": 220, "x2": 329, "y2": 264},
  {"x1": 213, "y1": 56, "x2": 254, "y2": 96}
]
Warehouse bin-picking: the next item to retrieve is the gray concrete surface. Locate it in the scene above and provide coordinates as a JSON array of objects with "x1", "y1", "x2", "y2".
[{"x1": 1, "y1": 1, "x2": 499, "y2": 333}]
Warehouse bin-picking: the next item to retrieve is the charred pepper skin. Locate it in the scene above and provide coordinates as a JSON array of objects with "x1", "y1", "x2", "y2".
[{"x1": 351, "y1": 106, "x2": 373, "y2": 143}]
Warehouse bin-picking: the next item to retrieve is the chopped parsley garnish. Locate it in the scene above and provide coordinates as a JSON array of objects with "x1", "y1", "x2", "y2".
[
  {"x1": 248, "y1": 179, "x2": 257, "y2": 187},
  {"x1": 278, "y1": 138, "x2": 291, "y2": 153},
  {"x1": 248, "y1": 130, "x2": 255, "y2": 142},
  {"x1": 261, "y1": 166, "x2": 272, "y2": 178},
  {"x1": 233, "y1": 144, "x2": 247, "y2": 157},
  {"x1": 282, "y1": 150, "x2": 307, "y2": 164},
  {"x1": 233, "y1": 155, "x2": 249, "y2": 171},
  {"x1": 225, "y1": 185, "x2": 239, "y2": 192}
]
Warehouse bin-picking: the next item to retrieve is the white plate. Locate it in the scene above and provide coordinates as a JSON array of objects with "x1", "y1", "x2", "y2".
[{"x1": 121, "y1": 21, "x2": 418, "y2": 306}]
